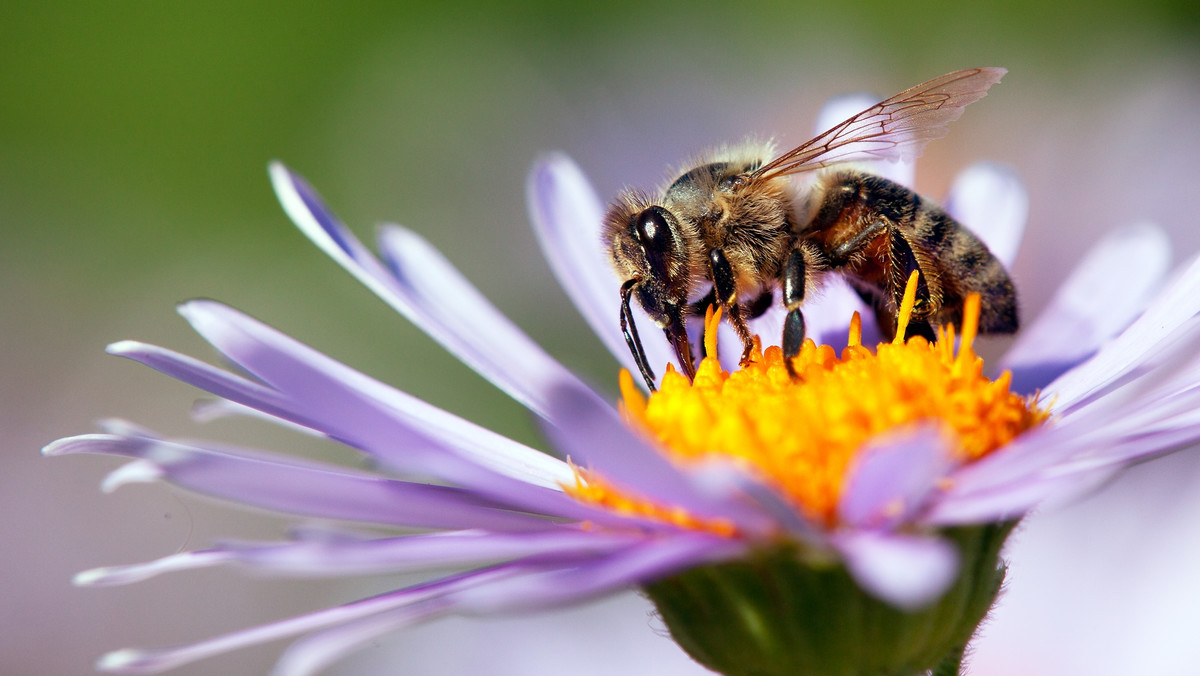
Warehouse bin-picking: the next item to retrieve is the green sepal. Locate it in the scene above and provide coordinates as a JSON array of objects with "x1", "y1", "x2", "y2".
[{"x1": 643, "y1": 523, "x2": 1013, "y2": 676}]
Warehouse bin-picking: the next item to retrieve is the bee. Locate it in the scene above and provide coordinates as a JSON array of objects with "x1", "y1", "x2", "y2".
[{"x1": 605, "y1": 67, "x2": 1017, "y2": 390}]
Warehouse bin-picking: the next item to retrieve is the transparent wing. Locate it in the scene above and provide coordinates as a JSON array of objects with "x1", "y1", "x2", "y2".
[{"x1": 751, "y1": 67, "x2": 1006, "y2": 181}]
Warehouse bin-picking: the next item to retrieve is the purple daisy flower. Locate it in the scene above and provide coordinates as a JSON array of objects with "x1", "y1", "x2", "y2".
[{"x1": 48, "y1": 92, "x2": 1200, "y2": 675}]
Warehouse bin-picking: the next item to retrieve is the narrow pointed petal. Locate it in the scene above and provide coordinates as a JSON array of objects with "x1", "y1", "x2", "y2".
[
  {"x1": 452, "y1": 534, "x2": 746, "y2": 613},
  {"x1": 75, "y1": 550, "x2": 233, "y2": 586},
  {"x1": 832, "y1": 531, "x2": 959, "y2": 610},
  {"x1": 1002, "y1": 224, "x2": 1170, "y2": 393},
  {"x1": 269, "y1": 162, "x2": 585, "y2": 419},
  {"x1": 925, "y1": 465, "x2": 1118, "y2": 526},
  {"x1": 375, "y1": 224, "x2": 602, "y2": 414},
  {"x1": 177, "y1": 299, "x2": 574, "y2": 490},
  {"x1": 274, "y1": 535, "x2": 742, "y2": 676},
  {"x1": 95, "y1": 567, "x2": 515, "y2": 674},
  {"x1": 527, "y1": 154, "x2": 678, "y2": 378},
  {"x1": 838, "y1": 425, "x2": 955, "y2": 530},
  {"x1": 76, "y1": 530, "x2": 644, "y2": 585},
  {"x1": 944, "y1": 162, "x2": 1027, "y2": 269},
  {"x1": 270, "y1": 606, "x2": 432, "y2": 676},
  {"x1": 47, "y1": 434, "x2": 555, "y2": 531},
  {"x1": 1046, "y1": 250, "x2": 1200, "y2": 410},
  {"x1": 107, "y1": 329, "x2": 600, "y2": 519}
]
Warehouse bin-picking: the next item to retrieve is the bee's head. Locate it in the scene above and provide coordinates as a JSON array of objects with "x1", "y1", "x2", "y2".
[
  {"x1": 603, "y1": 194, "x2": 696, "y2": 387},
  {"x1": 604, "y1": 198, "x2": 691, "y2": 324}
]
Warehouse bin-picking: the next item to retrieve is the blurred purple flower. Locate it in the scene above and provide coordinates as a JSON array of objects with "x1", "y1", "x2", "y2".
[{"x1": 47, "y1": 98, "x2": 1200, "y2": 673}]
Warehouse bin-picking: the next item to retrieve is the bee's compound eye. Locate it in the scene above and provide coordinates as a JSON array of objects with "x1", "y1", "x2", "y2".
[{"x1": 634, "y1": 206, "x2": 672, "y2": 252}]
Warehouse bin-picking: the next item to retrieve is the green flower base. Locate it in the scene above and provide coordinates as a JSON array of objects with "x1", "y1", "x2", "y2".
[{"x1": 644, "y1": 524, "x2": 1013, "y2": 676}]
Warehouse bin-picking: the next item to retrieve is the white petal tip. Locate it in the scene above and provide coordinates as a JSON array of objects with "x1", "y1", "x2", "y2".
[
  {"x1": 267, "y1": 160, "x2": 296, "y2": 191},
  {"x1": 42, "y1": 434, "x2": 111, "y2": 457},
  {"x1": 102, "y1": 460, "x2": 164, "y2": 493},
  {"x1": 73, "y1": 567, "x2": 116, "y2": 586},
  {"x1": 96, "y1": 649, "x2": 148, "y2": 673},
  {"x1": 105, "y1": 340, "x2": 144, "y2": 356}
]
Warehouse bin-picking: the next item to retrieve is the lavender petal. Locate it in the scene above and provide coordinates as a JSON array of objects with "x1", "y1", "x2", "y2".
[
  {"x1": 924, "y1": 465, "x2": 1118, "y2": 526},
  {"x1": 75, "y1": 529, "x2": 645, "y2": 585},
  {"x1": 374, "y1": 223, "x2": 602, "y2": 415},
  {"x1": 45, "y1": 434, "x2": 556, "y2": 531},
  {"x1": 1002, "y1": 224, "x2": 1170, "y2": 394},
  {"x1": 526, "y1": 154, "x2": 681, "y2": 383},
  {"x1": 108, "y1": 330, "x2": 603, "y2": 521},
  {"x1": 95, "y1": 567, "x2": 515, "y2": 674},
  {"x1": 176, "y1": 299, "x2": 574, "y2": 490},
  {"x1": 269, "y1": 162, "x2": 585, "y2": 420},
  {"x1": 451, "y1": 533, "x2": 747, "y2": 613},
  {"x1": 838, "y1": 425, "x2": 955, "y2": 530},
  {"x1": 270, "y1": 606, "x2": 437, "y2": 676},
  {"x1": 831, "y1": 530, "x2": 959, "y2": 610},
  {"x1": 274, "y1": 534, "x2": 743, "y2": 676},
  {"x1": 1045, "y1": 250, "x2": 1200, "y2": 411}
]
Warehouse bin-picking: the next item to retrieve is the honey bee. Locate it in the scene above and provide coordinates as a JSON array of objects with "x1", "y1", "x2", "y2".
[{"x1": 605, "y1": 67, "x2": 1017, "y2": 390}]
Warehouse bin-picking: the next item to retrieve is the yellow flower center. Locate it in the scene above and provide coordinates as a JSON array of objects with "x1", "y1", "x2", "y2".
[{"x1": 567, "y1": 273, "x2": 1048, "y2": 533}]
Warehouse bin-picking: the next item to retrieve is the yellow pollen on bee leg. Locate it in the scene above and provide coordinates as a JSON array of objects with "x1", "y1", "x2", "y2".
[{"x1": 567, "y1": 273, "x2": 1047, "y2": 531}]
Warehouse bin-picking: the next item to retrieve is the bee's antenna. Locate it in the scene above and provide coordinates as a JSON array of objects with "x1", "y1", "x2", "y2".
[{"x1": 620, "y1": 279, "x2": 658, "y2": 392}]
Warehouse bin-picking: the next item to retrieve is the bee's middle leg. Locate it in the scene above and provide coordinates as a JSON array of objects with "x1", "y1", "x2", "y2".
[
  {"x1": 781, "y1": 241, "x2": 826, "y2": 378},
  {"x1": 707, "y1": 248, "x2": 755, "y2": 364}
]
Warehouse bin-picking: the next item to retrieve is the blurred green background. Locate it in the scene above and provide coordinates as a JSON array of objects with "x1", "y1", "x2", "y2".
[{"x1": 4, "y1": 2, "x2": 1199, "y2": 674}]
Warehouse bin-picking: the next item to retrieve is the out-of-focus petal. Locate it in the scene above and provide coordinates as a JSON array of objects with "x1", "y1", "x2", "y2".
[
  {"x1": 1002, "y1": 224, "x2": 1170, "y2": 393},
  {"x1": 270, "y1": 606, "x2": 429, "y2": 676},
  {"x1": 1045, "y1": 251, "x2": 1200, "y2": 411},
  {"x1": 95, "y1": 567, "x2": 515, "y2": 675},
  {"x1": 451, "y1": 533, "x2": 747, "y2": 613},
  {"x1": 944, "y1": 162, "x2": 1027, "y2": 270},
  {"x1": 831, "y1": 530, "x2": 959, "y2": 611},
  {"x1": 925, "y1": 464, "x2": 1118, "y2": 526},
  {"x1": 838, "y1": 425, "x2": 955, "y2": 530}
]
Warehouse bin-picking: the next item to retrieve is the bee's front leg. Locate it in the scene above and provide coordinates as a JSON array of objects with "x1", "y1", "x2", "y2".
[{"x1": 708, "y1": 248, "x2": 755, "y2": 364}]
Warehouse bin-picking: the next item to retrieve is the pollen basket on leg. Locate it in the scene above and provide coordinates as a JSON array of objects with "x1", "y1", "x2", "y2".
[{"x1": 572, "y1": 285, "x2": 1047, "y2": 530}]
